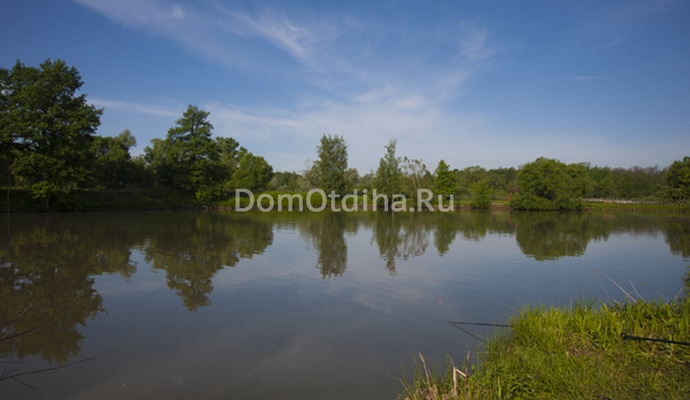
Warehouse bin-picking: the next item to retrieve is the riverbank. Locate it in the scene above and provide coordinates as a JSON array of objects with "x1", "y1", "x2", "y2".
[
  {"x1": 1, "y1": 188, "x2": 175, "y2": 212},
  {"x1": 2, "y1": 187, "x2": 689, "y2": 213},
  {"x1": 399, "y1": 291, "x2": 690, "y2": 399}
]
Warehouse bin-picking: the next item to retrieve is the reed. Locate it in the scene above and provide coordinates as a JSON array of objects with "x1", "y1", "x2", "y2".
[{"x1": 400, "y1": 292, "x2": 690, "y2": 399}]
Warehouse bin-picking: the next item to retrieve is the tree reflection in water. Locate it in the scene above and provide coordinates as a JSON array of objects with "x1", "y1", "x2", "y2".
[
  {"x1": 665, "y1": 216, "x2": 690, "y2": 260},
  {"x1": 513, "y1": 213, "x2": 594, "y2": 261},
  {"x1": 143, "y1": 212, "x2": 273, "y2": 310},
  {"x1": 363, "y1": 213, "x2": 431, "y2": 275},
  {"x1": 0, "y1": 214, "x2": 137, "y2": 383},
  {"x1": 301, "y1": 212, "x2": 350, "y2": 279},
  {"x1": 0, "y1": 211, "x2": 276, "y2": 382},
  {"x1": 1, "y1": 210, "x2": 689, "y2": 388}
]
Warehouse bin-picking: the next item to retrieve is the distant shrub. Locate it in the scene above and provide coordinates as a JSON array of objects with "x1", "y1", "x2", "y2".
[{"x1": 469, "y1": 180, "x2": 492, "y2": 209}]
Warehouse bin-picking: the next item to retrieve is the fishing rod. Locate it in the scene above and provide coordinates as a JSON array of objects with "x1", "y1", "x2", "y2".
[
  {"x1": 448, "y1": 321, "x2": 511, "y2": 344},
  {"x1": 449, "y1": 321, "x2": 690, "y2": 347},
  {"x1": 448, "y1": 321, "x2": 511, "y2": 328},
  {"x1": 622, "y1": 334, "x2": 690, "y2": 347}
]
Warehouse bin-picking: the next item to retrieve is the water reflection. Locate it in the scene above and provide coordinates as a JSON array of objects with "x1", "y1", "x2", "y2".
[
  {"x1": 433, "y1": 212, "x2": 516, "y2": 254},
  {"x1": 1, "y1": 210, "x2": 689, "y2": 384},
  {"x1": 0, "y1": 215, "x2": 135, "y2": 365},
  {"x1": 300, "y1": 212, "x2": 351, "y2": 278},
  {"x1": 141, "y1": 212, "x2": 273, "y2": 309},
  {"x1": 665, "y1": 216, "x2": 690, "y2": 260},
  {"x1": 364, "y1": 213, "x2": 432, "y2": 275},
  {"x1": 513, "y1": 213, "x2": 596, "y2": 261},
  {"x1": 0, "y1": 211, "x2": 276, "y2": 371}
]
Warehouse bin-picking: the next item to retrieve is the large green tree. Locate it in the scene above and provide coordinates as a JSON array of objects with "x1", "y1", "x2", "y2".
[
  {"x1": 145, "y1": 105, "x2": 240, "y2": 203},
  {"x1": 315, "y1": 134, "x2": 348, "y2": 195},
  {"x1": 0, "y1": 59, "x2": 102, "y2": 209},
  {"x1": 165, "y1": 105, "x2": 219, "y2": 199},
  {"x1": 510, "y1": 157, "x2": 585, "y2": 211}
]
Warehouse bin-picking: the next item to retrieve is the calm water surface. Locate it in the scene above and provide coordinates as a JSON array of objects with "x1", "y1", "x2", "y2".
[{"x1": 1, "y1": 211, "x2": 688, "y2": 399}]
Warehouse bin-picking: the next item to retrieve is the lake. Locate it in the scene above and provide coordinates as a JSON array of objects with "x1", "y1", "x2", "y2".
[{"x1": 1, "y1": 210, "x2": 688, "y2": 399}]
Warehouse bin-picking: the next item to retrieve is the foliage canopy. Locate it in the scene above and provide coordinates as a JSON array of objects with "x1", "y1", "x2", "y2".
[
  {"x1": 375, "y1": 140, "x2": 402, "y2": 197},
  {"x1": 510, "y1": 157, "x2": 586, "y2": 211},
  {"x1": 667, "y1": 156, "x2": 690, "y2": 200},
  {"x1": 315, "y1": 134, "x2": 348, "y2": 195},
  {"x1": 0, "y1": 59, "x2": 102, "y2": 208},
  {"x1": 434, "y1": 159, "x2": 455, "y2": 199}
]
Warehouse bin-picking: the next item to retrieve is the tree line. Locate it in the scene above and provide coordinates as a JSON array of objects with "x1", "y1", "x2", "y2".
[
  {"x1": 296, "y1": 136, "x2": 689, "y2": 211},
  {"x1": 1, "y1": 59, "x2": 273, "y2": 210},
  {"x1": 2, "y1": 59, "x2": 688, "y2": 211}
]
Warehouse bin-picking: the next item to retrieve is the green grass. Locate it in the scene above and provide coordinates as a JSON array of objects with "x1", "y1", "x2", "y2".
[
  {"x1": 584, "y1": 201, "x2": 690, "y2": 213},
  {"x1": 3, "y1": 186, "x2": 688, "y2": 213},
  {"x1": 399, "y1": 295, "x2": 690, "y2": 400}
]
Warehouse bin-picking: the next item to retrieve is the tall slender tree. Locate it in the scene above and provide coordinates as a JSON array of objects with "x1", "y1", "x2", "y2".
[
  {"x1": 375, "y1": 140, "x2": 402, "y2": 198},
  {"x1": 434, "y1": 159, "x2": 455, "y2": 199},
  {"x1": 315, "y1": 134, "x2": 348, "y2": 195},
  {"x1": 402, "y1": 156, "x2": 429, "y2": 195}
]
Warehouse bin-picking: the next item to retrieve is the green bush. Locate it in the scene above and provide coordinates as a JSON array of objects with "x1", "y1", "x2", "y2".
[
  {"x1": 469, "y1": 180, "x2": 492, "y2": 209},
  {"x1": 511, "y1": 157, "x2": 586, "y2": 211}
]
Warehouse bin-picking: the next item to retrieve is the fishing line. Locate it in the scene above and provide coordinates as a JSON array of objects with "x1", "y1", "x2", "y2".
[
  {"x1": 622, "y1": 334, "x2": 690, "y2": 347},
  {"x1": 448, "y1": 321, "x2": 512, "y2": 344}
]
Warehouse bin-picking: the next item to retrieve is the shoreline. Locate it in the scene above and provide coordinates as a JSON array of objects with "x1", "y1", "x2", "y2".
[
  {"x1": 1, "y1": 187, "x2": 688, "y2": 214},
  {"x1": 400, "y1": 292, "x2": 690, "y2": 399}
]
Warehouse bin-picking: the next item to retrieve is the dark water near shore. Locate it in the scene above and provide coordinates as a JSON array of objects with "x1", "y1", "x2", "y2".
[{"x1": 1, "y1": 211, "x2": 688, "y2": 399}]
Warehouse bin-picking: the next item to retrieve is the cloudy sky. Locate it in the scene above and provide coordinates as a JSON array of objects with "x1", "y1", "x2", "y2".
[{"x1": 2, "y1": 0, "x2": 688, "y2": 173}]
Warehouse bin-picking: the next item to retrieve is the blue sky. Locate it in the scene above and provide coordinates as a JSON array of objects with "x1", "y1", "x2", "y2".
[{"x1": 2, "y1": 0, "x2": 689, "y2": 173}]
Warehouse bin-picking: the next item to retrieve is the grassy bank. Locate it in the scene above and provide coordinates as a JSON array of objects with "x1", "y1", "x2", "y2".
[
  {"x1": 585, "y1": 200, "x2": 690, "y2": 213},
  {"x1": 3, "y1": 186, "x2": 689, "y2": 213},
  {"x1": 400, "y1": 295, "x2": 690, "y2": 399},
  {"x1": 0, "y1": 188, "x2": 171, "y2": 212}
]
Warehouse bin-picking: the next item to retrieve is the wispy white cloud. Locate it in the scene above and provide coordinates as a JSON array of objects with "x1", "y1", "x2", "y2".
[
  {"x1": 458, "y1": 25, "x2": 493, "y2": 63},
  {"x1": 205, "y1": 87, "x2": 688, "y2": 172},
  {"x1": 73, "y1": 0, "x2": 255, "y2": 71},
  {"x1": 74, "y1": 0, "x2": 190, "y2": 31},
  {"x1": 74, "y1": 0, "x2": 494, "y2": 93},
  {"x1": 89, "y1": 97, "x2": 180, "y2": 117},
  {"x1": 76, "y1": 0, "x2": 503, "y2": 170},
  {"x1": 550, "y1": 75, "x2": 610, "y2": 82},
  {"x1": 74, "y1": 0, "x2": 338, "y2": 73},
  {"x1": 205, "y1": 88, "x2": 487, "y2": 173},
  {"x1": 216, "y1": 7, "x2": 327, "y2": 64}
]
